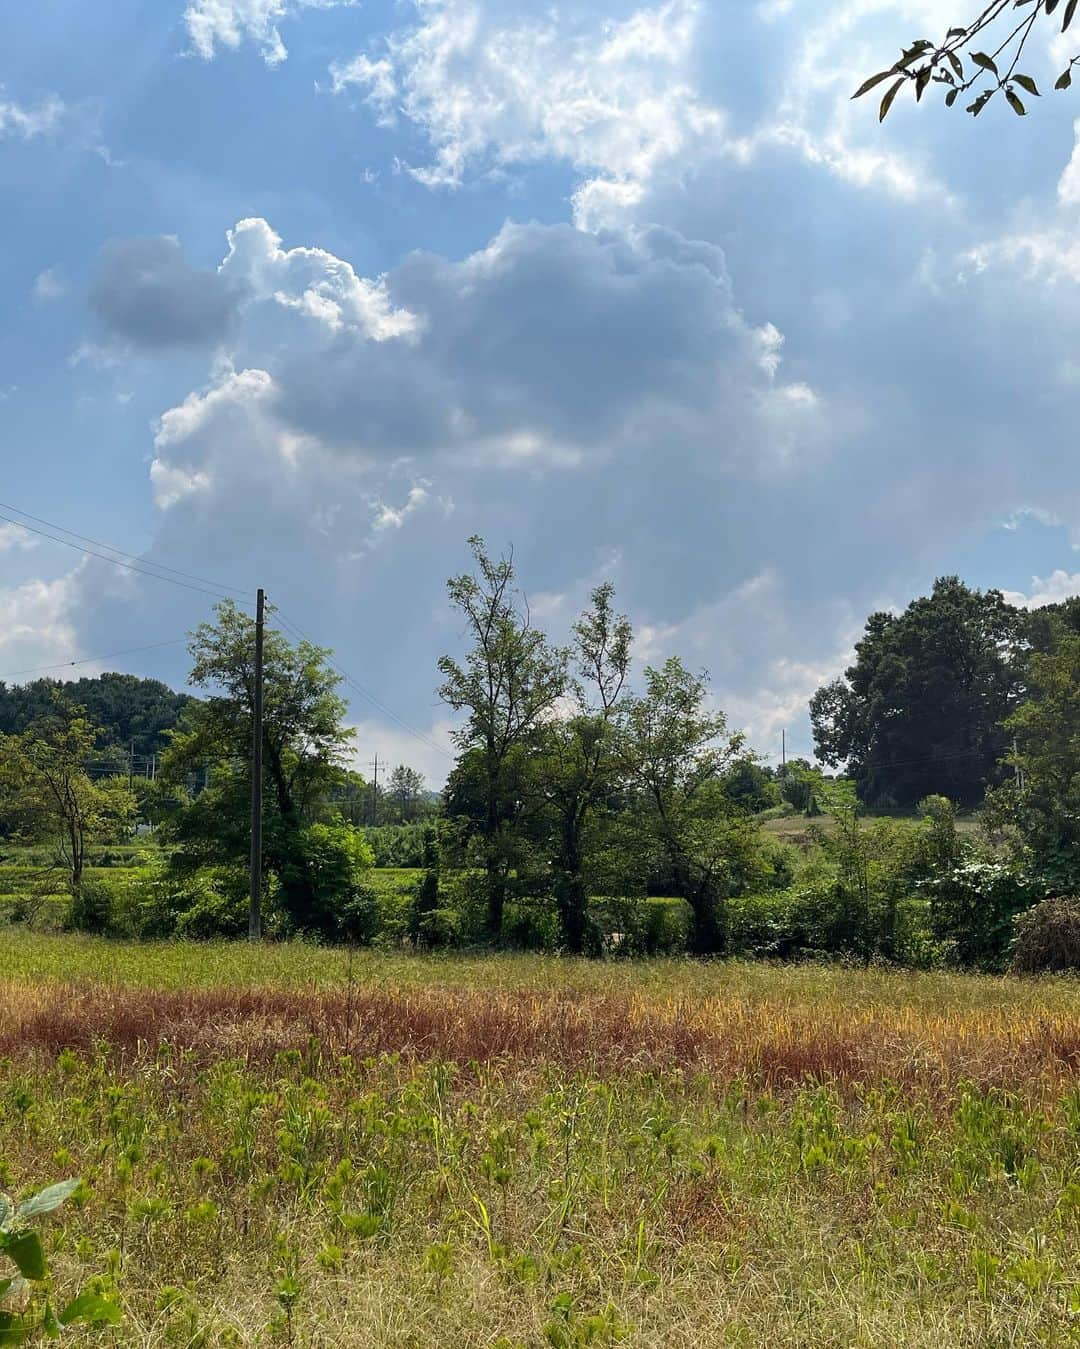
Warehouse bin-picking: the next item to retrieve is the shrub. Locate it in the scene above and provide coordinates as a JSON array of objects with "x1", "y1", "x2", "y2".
[
  {"x1": 64, "y1": 881, "x2": 113, "y2": 934},
  {"x1": 1011, "y1": 897, "x2": 1080, "y2": 974},
  {"x1": 337, "y1": 882, "x2": 380, "y2": 945},
  {"x1": 415, "y1": 906, "x2": 461, "y2": 948},
  {"x1": 923, "y1": 859, "x2": 1037, "y2": 969},
  {"x1": 279, "y1": 822, "x2": 376, "y2": 938}
]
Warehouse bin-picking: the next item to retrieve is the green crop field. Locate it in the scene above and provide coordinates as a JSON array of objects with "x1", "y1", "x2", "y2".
[{"x1": 3, "y1": 933, "x2": 1080, "y2": 1346}]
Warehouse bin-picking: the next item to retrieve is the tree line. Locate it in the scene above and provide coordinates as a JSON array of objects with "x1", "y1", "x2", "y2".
[{"x1": 0, "y1": 545, "x2": 1077, "y2": 965}]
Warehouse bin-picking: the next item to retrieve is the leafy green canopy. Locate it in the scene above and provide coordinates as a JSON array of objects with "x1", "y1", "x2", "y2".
[
  {"x1": 810, "y1": 578, "x2": 1022, "y2": 808},
  {"x1": 161, "y1": 601, "x2": 358, "y2": 934},
  {"x1": 0, "y1": 673, "x2": 191, "y2": 760}
]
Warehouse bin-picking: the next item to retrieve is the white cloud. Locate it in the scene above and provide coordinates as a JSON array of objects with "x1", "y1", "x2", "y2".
[
  {"x1": 348, "y1": 716, "x2": 457, "y2": 788},
  {"x1": 371, "y1": 483, "x2": 433, "y2": 534},
  {"x1": 184, "y1": 0, "x2": 353, "y2": 66},
  {"x1": 32, "y1": 267, "x2": 67, "y2": 302},
  {"x1": 0, "y1": 93, "x2": 65, "y2": 139},
  {"x1": 332, "y1": 0, "x2": 722, "y2": 216},
  {"x1": 0, "y1": 573, "x2": 80, "y2": 679},
  {"x1": 0, "y1": 523, "x2": 37, "y2": 553},
  {"x1": 149, "y1": 460, "x2": 213, "y2": 510},
  {"x1": 220, "y1": 217, "x2": 418, "y2": 340},
  {"x1": 1004, "y1": 570, "x2": 1080, "y2": 609},
  {"x1": 153, "y1": 367, "x2": 277, "y2": 450}
]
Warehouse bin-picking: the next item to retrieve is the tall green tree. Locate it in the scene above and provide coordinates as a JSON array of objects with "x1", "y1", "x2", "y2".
[
  {"x1": 619, "y1": 658, "x2": 746, "y2": 955},
  {"x1": 0, "y1": 701, "x2": 135, "y2": 901},
  {"x1": 386, "y1": 764, "x2": 428, "y2": 823},
  {"x1": 810, "y1": 577, "x2": 1022, "y2": 808},
  {"x1": 438, "y1": 538, "x2": 568, "y2": 938},
  {"x1": 161, "y1": 600, "x2": 354, "y2": 932},
  {"x1": 987, "y1": 621, "x2": 1080, "y2": 892},
  {"x1": 854, "y1": 3, "x2": 1080, "y2": 123},
  {"x1": 539, "y1": 583, "x2": 632, "y2": 954}
]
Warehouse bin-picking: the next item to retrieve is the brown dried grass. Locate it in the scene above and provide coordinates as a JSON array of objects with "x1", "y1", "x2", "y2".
[{"x1": 4, "y1": 976, "x2": 1080, "y2": 1092}]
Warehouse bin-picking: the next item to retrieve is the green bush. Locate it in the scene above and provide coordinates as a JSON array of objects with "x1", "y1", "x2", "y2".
[
  {"x1": 64, "y1": 881, "x2": 113, "y2": 934},
  {"x1": 923, "y1": 859, "x2": 1038, "y2": 969},
  {"x1": 415, "y1": 906, "x2": 461, "y2": 948},
  {"x1": 279, "y1": 822, "x2": 375, "y2": 938},
  {"x1": 337, "y1": 882, "x2": 380, "y2": 945},
  {"x1": 1011, "y1": 897, "x2": 1080, "y2": 974}
]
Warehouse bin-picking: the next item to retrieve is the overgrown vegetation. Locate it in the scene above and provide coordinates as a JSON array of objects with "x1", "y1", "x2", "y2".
[
  {"x1": 3, "y1": 937, "x2": 1080, "y2": 1345},
  {"x1": 0, "y1": 547, "x2": 1078, "y2": 973}
]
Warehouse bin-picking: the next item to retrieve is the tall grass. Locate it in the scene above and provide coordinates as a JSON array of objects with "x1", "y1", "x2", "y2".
[{"x1": 3, "y1": 934, "x2": 1080, "y2": 1344}]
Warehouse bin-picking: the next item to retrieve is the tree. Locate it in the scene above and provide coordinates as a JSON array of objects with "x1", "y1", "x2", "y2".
[
  {"x1": 810, "y1": 577, "x2": 1022, "y2": 808},
  {"x1": 386, "y1": 764, "x2": 427, "y2": 823},
  {"x1": 854, "y1": 2, "x2": 1080, "y2": 123},
  {"x1": 160, "y1": 600, "x2": 355, "y2": 934},
  {"x1": 619, "y1": 658, "x2": 746, "y2": 955},
  {"x1": 989, "y1": 622, "x2": 1080, "y2": 892},
  {"x1": 0, "y1": 673, "x2": 191, "y2": 761},
  {"x1": 539, "y1": 583, "x2": 633, "y2": 954},
  {"x1": 724, "y1": 758, "x2": 779, "y2": 813},
  {"x1": 438, "y1": 538, "x2": 568, "y2": 938},
  {"x1": 0, "y1": 701, "x2": 135, "y2": 902}
]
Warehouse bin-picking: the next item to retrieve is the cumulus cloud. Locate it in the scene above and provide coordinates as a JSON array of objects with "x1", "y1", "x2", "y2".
[
  {"x1": 1004, "y1": 570, "x2": 1080, "y2": 610},
  {"x1": 0, "y1": 573, "x2": 80, "y2": 679},
  {"x1": 332, "y1": 0, "x2": 721, "y2": 213},
  {"x1": 185, "y1": 0, "x2": 353, "y2": 66},
  {"x1": 0, "y1": 523, "x2": 37, "y2": 553},
  {"x1": 141, "y1": 216, "x2": 818, "y2": 498},
  {"x1": 89, "y1": 236, "x2": 244, "y2": 349}
]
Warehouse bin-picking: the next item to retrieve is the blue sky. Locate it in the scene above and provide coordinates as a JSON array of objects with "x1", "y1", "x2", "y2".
[{"x1": 4, "y1": 0, "x2": 1080, "y2": 781}]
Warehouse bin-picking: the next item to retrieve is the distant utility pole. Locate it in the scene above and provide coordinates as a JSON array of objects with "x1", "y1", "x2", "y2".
[
  {"x1": 781, "y1": 729, "x2": 786, "y2": 772},
  {"x1": 370, "y1": 752, "x2": 379, "y2": 826},
  {"x1": 249, "y1": 587, "x2": 265, "y2": 942}
]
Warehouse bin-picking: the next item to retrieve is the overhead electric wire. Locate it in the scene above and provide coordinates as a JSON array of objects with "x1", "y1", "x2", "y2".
[
  {"x1": 273, "y1": 605, "x2": 453, "y2": 760},
  {"x1": 0, "y1": 638, "x2": 190, "y2": 682},
  {"x1": 0, "y1": 499, "x2": 252, "y2": 600}
]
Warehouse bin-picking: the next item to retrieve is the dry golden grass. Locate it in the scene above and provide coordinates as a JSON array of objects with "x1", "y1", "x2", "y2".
[{"x1": 4, "y1": 935, "x2": 1080, "y2": 1346}]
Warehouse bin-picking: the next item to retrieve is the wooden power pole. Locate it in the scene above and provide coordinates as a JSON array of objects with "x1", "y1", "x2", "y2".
[{"x1": 249, "y1": 587, "x2": 265, "y2": 941}]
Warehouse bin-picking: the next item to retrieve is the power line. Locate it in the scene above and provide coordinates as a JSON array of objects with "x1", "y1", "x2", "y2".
[
  {"x1": 274, "y1": 606, "x2": 452, "y2": 760},
  {"x1": 0, "y1": 638, "x2": 189, "y2": 682},
  {"x1": 0, "y1": 507, "x2": 250, "y2": 604},
  {"x1": 0, "y1": 500, "x2": 252, "y2": 599}
]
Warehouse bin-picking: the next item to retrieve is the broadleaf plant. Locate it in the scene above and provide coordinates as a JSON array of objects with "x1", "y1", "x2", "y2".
[{"x1": 0, "y1": 1179, "x2": 120, "y2": 1341}]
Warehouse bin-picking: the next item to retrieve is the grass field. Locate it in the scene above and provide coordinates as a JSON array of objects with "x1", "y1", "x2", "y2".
[{"x1": 4, "y1": 934, "x2": 1080, "y2": 1345}]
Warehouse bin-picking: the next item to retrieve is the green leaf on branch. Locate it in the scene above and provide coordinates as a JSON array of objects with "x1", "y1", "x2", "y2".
[
  {"x1": 852, "y1": 70, "x2": 894, "y2": 99},
  {"x1": 880, "y1": 78, "x2": 904, "y2": 122},
  {"x1": 970, "y1": 52, "x2": 999, "y2": 75},
  {"x1": 1057, "y1": 67, "x2": 1073, "y2": 89},
  {"x1": 947, "y1": 52, "x2": 963, "y2": 79},
  {"x1": 1006, "y1": 89, "x2": 1027, "y2": 115},
  {"x1": 945, "y1": 88, "x2": 959, "y2": 107},
  {"x1": 1013, "y1": 74, "x2": 1040, "y2": 96},
  {"x1": 1065, "y1": 0, "x2": 1078, "y2": 32}
]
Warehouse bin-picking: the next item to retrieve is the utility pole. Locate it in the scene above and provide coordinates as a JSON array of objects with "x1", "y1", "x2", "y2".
[
  {"x1": 371, "y1": 752, "x2": 379, "y2": 826},
  {"x1": 249, "y1": 587, "x2": 265, "y2": 941},
  {"x1": 781, "y1": 729, "x2": 786, "y2": 773}
]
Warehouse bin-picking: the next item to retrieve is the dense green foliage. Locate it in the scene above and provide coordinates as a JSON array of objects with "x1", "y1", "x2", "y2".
[
  {"x1": 0, "y1": 673, "x2": 191, "y2": 760},
  {"x1": 811, "y1": 578, "x2": 1021, "y2": 808},
  {"x1": 1, "y1": 555, "x2": 1079, "y2": 971}
]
